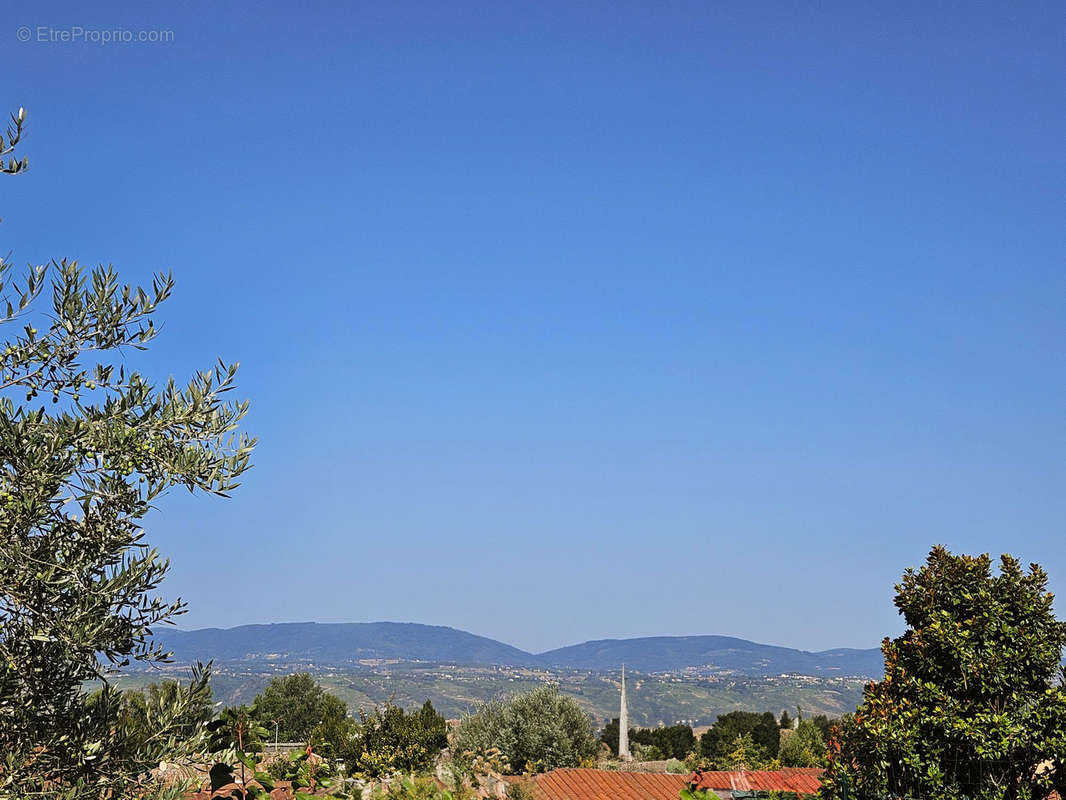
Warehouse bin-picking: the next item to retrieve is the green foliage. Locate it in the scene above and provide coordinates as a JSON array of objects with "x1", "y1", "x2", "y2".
[
  {"x1": 631, "y1": 724, "x2": 696, "y2": 760},
  {"x1": 270, "y1": 746, "x2": 342, "y2": 793},
  {"x1": 0, "y1": 107, "x2": 27, "y2": 176},
  {"x1": 370, "y1": 776, "x2": 454, "y2": 800},
  {"x1": 412, "y1": 698, "x2": 450, "y2": 754},
  {"x1": 206, "y1": 701, "x2": 351, "y2": 799},
  {"x1": 254, "y1": 672, "x2": 342, "y2": 742},
  {"x1": 113, "y1": 678, "x2": 215, "y2": 752},
  {"x1": 188, "y1": 662, "x2": 865, "y2": 729},
  {"x1": 347, "y1": 700, "x2": 448, "y2": 778},
  {"x1": 605, "y1": 719, "x2": 696, "y2": 760},
  {"x1": 1, "y1": 664, "x2": 212, "y2": 796},
  {"x1": 778, "y1": 720, "x2": 825, "y2": 768},
  {"x1": 207, "y1": 734, "x2": 349, "y2": 799},
  {"x1": 454, "y1": 684, "x2": 598, "y2": 774},
  {"x1": 632, "y1": 743, "x2": 664, "y2": 761},
  {"x1": 778, "y1": 710, "x2": 792, "y2": 730},
  {"x1": 716, "y1": 733, "x2": 774, "y2": 770},
  {"x1": 0, "y1": 110, "x2": 255, "y2": 797},
  {"x1": 600, "y1": 717, "x2": 621, "y2": 755},
  {"x1": 207, "y1": 703, "x2": 271, "y2": 755},
  {"x1": 314, "y1": 692, "x2": 357, "y2": 757},
  {"x1": 806, "y1": 715, "x2": 835, "y2": 742},
  {"x1": 700, "y1": 711, "x2": 780, "y2": 763},
  {"x1": 821, "y1": 547, "x2": 1066, "y2": 800}
]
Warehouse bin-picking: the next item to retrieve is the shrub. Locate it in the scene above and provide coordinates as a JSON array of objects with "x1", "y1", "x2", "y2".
[
  {"x1": 347, "y1": 700, "x2": 448, "y2": 778},
  {"x1": 454, "y1": 685, "x2": 597, "y2": 774},
  {"x1": 778, "y1": 720, "x2": 825, "y2": 768}
]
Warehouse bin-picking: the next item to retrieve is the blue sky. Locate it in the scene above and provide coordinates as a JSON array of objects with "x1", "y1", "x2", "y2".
[{"x1": 5, "y1": 0, "x2": 1063, "y2": 653}]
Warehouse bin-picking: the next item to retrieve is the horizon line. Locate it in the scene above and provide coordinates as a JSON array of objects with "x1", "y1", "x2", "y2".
[{"x1": 165, "y1": 618, "x2": 882, "y2": 655}]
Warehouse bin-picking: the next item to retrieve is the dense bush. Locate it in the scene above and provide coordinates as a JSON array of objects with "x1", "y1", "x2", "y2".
[
  {"x1": 700, "y1": 711, "x2": 780, "y2": 763},
  {"x1": 712, "y1": 733, "x2": 775, "y2": 770},
  {"x1": 347, "y1": 700, "x2": 448, "y2": 778},
  {"x1": 454, "y1": 685, "x2": 597, "y2": 774},
  {"x1": 253, "y1": 672, "x2": 348, "y2": 743},
  {"x1": 778, "y1": 720, "x2": 825, "y2": 768},
  {"x1": 602, "y1": 719, "x2": 696, "y2": 760},
  {"x1": 369, "y1": 776, "x2": 455, "y2": 800},
  {"x1": 632, "y1": 724, "x2": 696, "y2": 760}
]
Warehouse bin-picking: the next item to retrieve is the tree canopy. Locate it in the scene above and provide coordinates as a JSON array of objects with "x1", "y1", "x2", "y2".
[
  {"x1": 603, "y1": 719, "x2": 695, "y2": 760},
  {"x1": 779, "y1": 719, "x2": 825, "y2": 768},
  {"x1": 347, "y1": 700, "x2": 448, "y2": 778},
  {"x1": 631, "y1": 724, "x2": 696, "y2": 760},
  {"x1": 454, "y1": 685, "x2": 597, "y2": 774},
  {"x1": 821, "y1": 547, "x2": 1066, "y2": 800},
  {"x1": 600, "y1": 716, "x2": 622, "y2": 755},
  {"x1": 116, "y1": 679, "x2": 215, "y2": 748},
  {"x1": 0, "y1": 107, "x2": 255, "y2": 798},
  {"x1": 253, "y1": 672, "x2": 340, "y2": 742},
  {"x1": 700, "y1": 711, "x2": 780, "y2": 763}
]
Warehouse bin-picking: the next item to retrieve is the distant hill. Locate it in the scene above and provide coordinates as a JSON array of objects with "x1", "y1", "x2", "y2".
[
  {"x1": 538, "y1": 635, "x2": 884, "y2": 677},
  {"x1": 158, "y1": 622, "x2": 533, "y2": 667},
  {"x1": 157, "y1": 622, "x2": 883, "y2": 678}
]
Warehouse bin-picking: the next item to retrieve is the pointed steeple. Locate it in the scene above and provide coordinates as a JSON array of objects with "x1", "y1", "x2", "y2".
[{"x1": 618, "y1": 664, "x2": 631, "y2": 761}]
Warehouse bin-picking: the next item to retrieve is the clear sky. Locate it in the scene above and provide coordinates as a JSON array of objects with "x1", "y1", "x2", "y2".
[{"x1": 5, "y1": 0, "x2": 1063, "y2": 653}]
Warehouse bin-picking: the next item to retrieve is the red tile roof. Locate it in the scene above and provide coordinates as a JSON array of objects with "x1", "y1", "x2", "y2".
[
  {"x1": 526, "y1": 768, "x2": 688, "y2": 800},
  {"x1": 520, "y1": 768, "x2": 826, "y2": 800},
  {"x1": 687, "y1": 769, "x2": 824, "y2": 797}
]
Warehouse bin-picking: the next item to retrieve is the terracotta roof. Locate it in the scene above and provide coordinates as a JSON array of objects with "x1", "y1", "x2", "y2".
[
  {"x1": 520, "y1": 768, "x2": 826, "y2": 800},
  {"x1": 526, "y1": 768, "x2": 688, "y2": 800},
  {"x1": 686, "y1": 769, "x2": 825, "y2": 796}
]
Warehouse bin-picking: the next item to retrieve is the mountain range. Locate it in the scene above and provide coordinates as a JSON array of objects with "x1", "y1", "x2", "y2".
[{"x1": 157, "y1": 622, "x2": 884, "y2": 678}]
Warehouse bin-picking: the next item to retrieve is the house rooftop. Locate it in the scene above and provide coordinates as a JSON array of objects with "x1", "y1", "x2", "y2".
[
  {"x1": 687, "y1": 768, "x2": 825, "y2": 796},
  {"x1": 509, "y1": 767, "x2": 826, "y2": 800},
  {"x1": 521, "y1": 768, "x2": 688, "y2": 800}
]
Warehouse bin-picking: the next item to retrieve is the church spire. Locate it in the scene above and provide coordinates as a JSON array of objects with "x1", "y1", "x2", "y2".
[{"x1": 618, "y1": 664, "x2": 631, "y2": 761}]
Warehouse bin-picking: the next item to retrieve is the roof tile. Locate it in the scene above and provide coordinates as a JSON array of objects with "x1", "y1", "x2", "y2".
[
  {"x1": 686, "y1": 769, "x2": 824, "y2": 797},
  {"x1": 526, "y1": 768, "x2": 824, "y2": 800}
]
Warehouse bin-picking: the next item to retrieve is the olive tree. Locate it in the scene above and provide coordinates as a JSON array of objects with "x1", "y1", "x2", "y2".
[
  {"x1": 0, "y1": 109, "x2": 255, "y2": 797},
  {"x1": 454, "y1": 685, "x2": 597, "y2": 774},
  {"x1": 0, "y1": 107, "x2": 28, "y2": 176}
]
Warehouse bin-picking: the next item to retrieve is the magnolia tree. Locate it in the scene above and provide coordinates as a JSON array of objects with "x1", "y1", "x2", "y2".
[
  {"x1": 0, "y1": 109, "x2": 255, "y2": 797},
  {"x1": 820, "y1": 547, "x2": 1066, "y2": 800}
]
